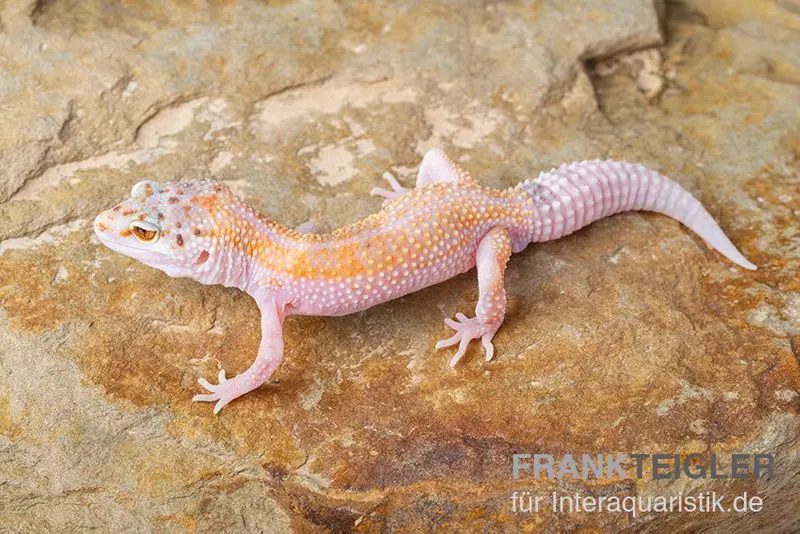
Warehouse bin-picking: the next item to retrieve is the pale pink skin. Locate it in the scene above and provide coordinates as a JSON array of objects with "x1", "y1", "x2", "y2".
[{"x1": 94, "y1": 149, "x2": 756, "y2": 413}]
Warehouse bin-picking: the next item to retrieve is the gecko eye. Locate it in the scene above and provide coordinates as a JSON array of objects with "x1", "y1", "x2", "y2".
[{"x1": 130, "y1": 221, "x2": 160, "y2": 243}]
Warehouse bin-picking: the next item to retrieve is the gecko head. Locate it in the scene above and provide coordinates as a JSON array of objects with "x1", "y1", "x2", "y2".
[{"x1": 94, "y1": 179, "x2": 235, "y2": 279}]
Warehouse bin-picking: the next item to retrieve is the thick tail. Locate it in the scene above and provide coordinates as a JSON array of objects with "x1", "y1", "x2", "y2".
[{"x1": 518, "y1": 160, "x2": 757, "y2": 270}]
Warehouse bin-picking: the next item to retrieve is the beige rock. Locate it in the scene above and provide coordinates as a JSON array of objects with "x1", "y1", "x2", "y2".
[{"x1": 1, "y1": 0, "x2": 798, "y2": 531}]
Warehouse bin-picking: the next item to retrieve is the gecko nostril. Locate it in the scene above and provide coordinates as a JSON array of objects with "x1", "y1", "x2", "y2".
[{"x1": 93, "y1": 214, "x2": 110, "y2": 235}]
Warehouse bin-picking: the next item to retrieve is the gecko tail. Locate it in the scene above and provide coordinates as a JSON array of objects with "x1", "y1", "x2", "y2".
[{"x1": 518, "y1": 160, "x2": 757, "y2": 270}]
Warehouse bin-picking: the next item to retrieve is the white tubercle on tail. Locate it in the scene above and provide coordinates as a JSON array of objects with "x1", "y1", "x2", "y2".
[{"x1": 519, "y1": 160, "x2": 757, "y2": 270}]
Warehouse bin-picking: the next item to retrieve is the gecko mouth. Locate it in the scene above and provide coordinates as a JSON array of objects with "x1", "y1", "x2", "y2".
[
  {"x1": 97, "y1": 237, "x2": 165, "y2": 262},
  {"x1": 98, "y1": 238, "x2": 192, "y2": 278}
]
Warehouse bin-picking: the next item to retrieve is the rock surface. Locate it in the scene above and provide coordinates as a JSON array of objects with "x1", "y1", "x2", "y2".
[{"x1": 0, "y1": 0, "x2": 798, "y2": 531}]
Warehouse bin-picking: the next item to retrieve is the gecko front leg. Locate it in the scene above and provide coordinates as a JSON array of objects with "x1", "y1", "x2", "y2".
[
  {"x1": 193, "y1": 294, "x2": 287, "y2": 414},
  {"x1": 436, "y1": 226, "x2": 512, "y2": 367}
]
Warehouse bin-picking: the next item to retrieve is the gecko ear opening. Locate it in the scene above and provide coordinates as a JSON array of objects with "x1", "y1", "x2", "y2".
[{"x1": 194, "y1": 250, "x2": 210, "y2": 265}]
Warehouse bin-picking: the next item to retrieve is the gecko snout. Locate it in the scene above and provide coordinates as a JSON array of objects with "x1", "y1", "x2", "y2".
[
  {"x1": 93, "y1": 212, "x2": 110, "y2": 236},
  {"x1": 93, "y1": 206, "x2": 129, "y2": 241}
]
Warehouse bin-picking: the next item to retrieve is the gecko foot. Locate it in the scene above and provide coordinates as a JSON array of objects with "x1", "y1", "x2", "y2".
[
  {"x1": 192, "y1": 369, "x2": 243, "y2": 414},
  {"x1": 435, "y1": 313, "x2": 499, "y2": 367},
  {"x1": 370, "y1": 172, "x2": 408, "y2": 205}
]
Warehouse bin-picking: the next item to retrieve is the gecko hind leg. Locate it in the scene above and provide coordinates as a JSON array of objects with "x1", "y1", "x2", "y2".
[
  {"x1": 436, "y1": 226, "x2": 512, "y2": 367},
  {"x1": 415, "y1": 148, "x2": 475, "y2": 187},
  {"x1": 370, "y1": 149, "x2": 475, "y2": 205}
]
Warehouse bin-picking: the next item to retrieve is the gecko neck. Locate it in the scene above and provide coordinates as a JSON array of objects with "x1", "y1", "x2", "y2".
[{"x1": 194, "y1": 202, "x2": 300, "y2": 297}]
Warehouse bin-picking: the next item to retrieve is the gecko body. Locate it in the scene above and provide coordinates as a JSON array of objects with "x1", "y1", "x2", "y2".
[{"x1": 94, "y1": 150, "x2": 756, "y2": 413}]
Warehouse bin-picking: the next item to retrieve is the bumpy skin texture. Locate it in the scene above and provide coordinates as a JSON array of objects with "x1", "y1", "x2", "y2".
[{"x1": 94, "y1": 149, "x2": 756, "y2": 413}]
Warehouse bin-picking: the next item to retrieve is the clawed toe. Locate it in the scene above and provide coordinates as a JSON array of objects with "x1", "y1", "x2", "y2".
[
  {"x1": 434, "y1": 331, "x2": 461, "y2": 349},
  {"x1": 481, "y1": 334, "x2": 495, "y2": 361}
]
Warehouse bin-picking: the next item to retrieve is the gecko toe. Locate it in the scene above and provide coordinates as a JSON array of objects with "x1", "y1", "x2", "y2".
[
  {"x1": 382, "y1": 172, "x2": 403, "y2": 190},
  {"x1": 370, "y1": 172, "x2": 408, "y2": 204},
  {"x1": 449, "y1": 335, "x2": 473, "y2": 367},
  {"x1": 193, "y1": 369, "x2": 247, "y2": 413},
  {"x1": 197, "y1": 377, "x2": 214, "y2": 391},
  {"x1": 438, "y1": 313, "x2": 499, "y2": 367},
  {"x1": 213, "y1": 399, "x2": 229, "y2": 415},
  {"x1": 481, "y1": 334, "x2": 495, "y2": 361},
  {"x1": 370, "y1": 187, "x2": 393, "y2": 198},
  {"x1": 443, "y1": 317, "x2": 461, "y2": 329},
  {"x1": 435, "y1": 331, "x2": 461, "y2": 349}
]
